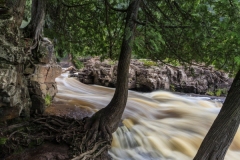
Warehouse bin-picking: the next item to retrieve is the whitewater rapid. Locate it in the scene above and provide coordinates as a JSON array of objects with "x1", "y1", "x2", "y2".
[{"x1": 52, "y1": 72, "x2": 240, "y2": 160}]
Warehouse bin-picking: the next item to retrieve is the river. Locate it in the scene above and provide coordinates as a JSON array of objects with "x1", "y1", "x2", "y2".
[{"x1": 52, "y1": 72, "x2": 240, "y2": 160}]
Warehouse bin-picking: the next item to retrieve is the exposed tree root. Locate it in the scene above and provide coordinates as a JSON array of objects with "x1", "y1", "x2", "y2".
[
  {"x1": 72, "y1": 140, "x2": 110, "y2": 160},
  {"x1": 0, "y1": 115, "x2": 112, "y2": 160},
  {"x1": 83, "y1": 116, "x2": 112, "y2": 147}
]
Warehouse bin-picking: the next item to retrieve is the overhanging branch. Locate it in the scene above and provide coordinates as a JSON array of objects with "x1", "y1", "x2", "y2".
[
  {"x1": 61, "y1": 0, "x2": 92, "y2": 8},
  {"x1": 229, "y1": 0, "x2": 233, "y2": 7},
  {"x1": 133, "y1": 18, "x2": 146, "y2": 25},
  {"x1": 163, "y1": 25, "x2": 190, "y2": 28},
  {"x1": 105, "y1": 0, "x2": 127, "y2": 12},
  {"x1": 133, "y1": 18, "x2": 191, "y2": 29}
]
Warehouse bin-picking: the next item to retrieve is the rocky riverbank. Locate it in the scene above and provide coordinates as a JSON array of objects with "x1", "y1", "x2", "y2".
[
  {"x1": 0, "y1": 7, "x2": 61, "y2": 122},
  {"x1": 68, "y1": 57, "x2": 233, "y2": 96}
]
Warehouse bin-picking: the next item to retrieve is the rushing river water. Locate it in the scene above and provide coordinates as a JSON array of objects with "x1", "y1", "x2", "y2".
[{"x1": 53, "y1": 72, "x2": 240, "y2": 160}]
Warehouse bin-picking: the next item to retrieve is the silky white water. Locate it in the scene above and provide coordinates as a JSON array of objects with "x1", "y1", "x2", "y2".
[{"x1": 54, "y1": 73, "x2": 240, "y2": 160}]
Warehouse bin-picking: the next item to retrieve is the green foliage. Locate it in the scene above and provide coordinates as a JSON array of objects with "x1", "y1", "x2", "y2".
[
  {"x1": 70, "y1": 53, "x2": 84, "y2": 69},
  {"x1": 108, "y1": 60, "x2": 116, "y2": 65},
  {"x1": 170, "y1": 84, "x2": 175, "y2": 92},
  {"x1": 215, "y1": 89, "x2": 227, "y2": 97},
  {"x1": 0, "y1": 137, "x2": 7, "y2": 145},
  {"x1": 139, "y1": 59, "x2": 157, "y2": 67},
  {"x1": 73, "y1": 59, "x2": 84, "y2": 69},
  {"x1": 20, "y1": 0, "x2": 31, "y2": 28},
  {"x1": 215, "y1": 89, "x2": 222, "y2": 97},
  {"x1": 206, "y1": 90, "x2": 214, "y2": 96},
  {"x1": 163, "y1": 58, "x2": 181, "y2": 67},
  {"x1": 206, "y1": 89, "x2": 227, "y2": 96},
  {"x1": 45, "y1": 0, "x2": 125, "y2": 60},
  {"x1": 43, "y1": 0, "x2": 240, "y2": 74},
  {"x1": 44, "y1": 94, "x2": 51, "y2": 106}
]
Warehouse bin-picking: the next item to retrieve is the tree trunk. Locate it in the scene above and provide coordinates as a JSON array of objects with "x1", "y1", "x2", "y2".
[
  {"x1": 104, "y1": 0, "x2": 141, "y2": 131},
  {"x1": 24, "y1": 0, "x2": 46, "y2": 40},
  {"x1": 75, "y1": 1, "x2": 141, "y2": 159},
  {"x1": 83, "y1": 0, "x2": 141, "y2": 148},
  {"x1": 194, "y1": 69, "x2": 240, "y2": 160}
]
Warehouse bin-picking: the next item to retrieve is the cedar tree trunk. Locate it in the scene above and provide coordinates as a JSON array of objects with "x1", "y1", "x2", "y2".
[
  {"x1": 24, "y1": 0, "x2": 46, "y2": 40},
  {"x1": 194, "y1": 69, "x2": 240, "y2": 160},
  {"x1": 84, "y1": 0, "x2": 141, "y2": 142}
]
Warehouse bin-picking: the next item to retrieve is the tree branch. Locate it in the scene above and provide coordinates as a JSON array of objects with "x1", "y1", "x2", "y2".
[
  {"x1": 133, "y1": 18, "x2": 146, "y2": 25},
  {"x1": 163, "y1": 25, "x2": 190, "y2": 28},
  {"x1": 147, "y1": 0, "x2": 173, "y2": 23},
  {"x1": 229, "y1": 0, "x2": 233, "y2": 7},
  {"x1": 61, "y1": 0, "x2": 92, "y2": 8},
  {"x1": 133, "y1": 18, "x2": 191, "y2": 28},
  {"x1": 104, "y1": 0, "x2": 127, "y2": 12}
]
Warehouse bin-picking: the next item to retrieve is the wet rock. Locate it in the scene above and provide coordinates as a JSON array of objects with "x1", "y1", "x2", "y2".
[{"x1": 72, "y1": 58, "x2": 232, "y2": 95}]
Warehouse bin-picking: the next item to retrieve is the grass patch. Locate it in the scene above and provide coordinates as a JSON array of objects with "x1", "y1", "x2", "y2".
[
  {"x1": 163, "y1": 58, "x2": 180, "y2": 67},
  {"x1": 139, "y1": 59, "x2": 157, "y2": 67},
  {"x1": 45, "y1": 94, "x2": 51, "y2": 106},
  {"x1": 215, "y1": 89, "x2": 227, "y2": 96},
  {"x1": 170, "y1": 84, "x2": 175, "y2": 92},
  {"x1": 206, "y1": 89, "x2": 227, "y2": 96},
  {"x1": 206, "y1": 90, "x2": 214, "y2": 96},
  {"x1": 108, "y1": 60, "x2": 116, "y2": 65}
]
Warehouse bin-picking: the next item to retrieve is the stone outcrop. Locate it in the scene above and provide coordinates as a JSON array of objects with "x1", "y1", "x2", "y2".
[
  {"x1": 71, "y1": 58, "x2": 232, "y2": 95},
  {"x1": 0, "y1": 13, "x2": 32, "y2": 121},
  {"x1": 25, "y1": 40, "x2": 61, "y2": 114},
  {"x1": 0, "y1": 6, "x2": 61, "y2": 122}
]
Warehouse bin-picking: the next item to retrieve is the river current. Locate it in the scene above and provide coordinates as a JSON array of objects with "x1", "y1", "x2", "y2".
[{"x1": 53, "y1": 72, "x2": 240, "y2": 160}]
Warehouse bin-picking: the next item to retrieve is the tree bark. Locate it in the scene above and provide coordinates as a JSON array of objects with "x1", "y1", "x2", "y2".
[
  {"x1": 24, "y1": 0, "x2": 46, "y2": 40},
  {"x1": 104, "y1": 1, "x2": 113, "y2": 59},
  {"x1": 104, "y1": 0, "x2": 141, "y2": 131},
  {"x1": 194, "y1": 69, "x2": 240, "y2": 160},
  {"x1": 83, "y1": 0, "x2": 141, "y2": 143}
]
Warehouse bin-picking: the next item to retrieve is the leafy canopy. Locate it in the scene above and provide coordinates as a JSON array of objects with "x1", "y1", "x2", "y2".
[{"x1": 42, "y1": 0, "x2": 240, "y2": 73}]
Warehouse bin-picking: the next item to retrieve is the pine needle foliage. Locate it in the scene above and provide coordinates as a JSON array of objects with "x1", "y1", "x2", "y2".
[{"x1": 44, "y1": 0, "x2": 240, "y2": 74}]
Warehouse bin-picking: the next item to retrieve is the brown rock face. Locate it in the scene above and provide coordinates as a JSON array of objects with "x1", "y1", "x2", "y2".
[
  {"x1": 72, "y1": 58, "x2": 232, "y2": 95},
  {"x1": 0, "y1": 15, "x2": 31, "y2": 121},
  {"x1": 26, "y1": 41, "x2": 61, "y2": 114},
  {"x1": 0, "y1": 7, "x2": 61, "y2": 121}
]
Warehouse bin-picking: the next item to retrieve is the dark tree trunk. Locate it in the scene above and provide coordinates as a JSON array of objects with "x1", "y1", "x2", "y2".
[
  {"x1": 83, "y1": 0, "x2": 141, "y2": 147},
  {"x1": 104, "y1": 0, "x2": 141, "y2": 131},
  {"x1": 104, "y1": 2, "x2": 113, "y2": 59},
  {"x1": 75, "y1": 1, "x2": 141, "y2": 159},
  {"x1": 194, "y1": 69, "x2": 240, "y2": 160},
  {"x1": 24, "y1": 0, "x2": 46, "y2": 40}
]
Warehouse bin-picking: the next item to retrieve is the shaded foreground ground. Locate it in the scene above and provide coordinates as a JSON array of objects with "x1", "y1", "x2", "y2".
[
  {"x1": 0, "y1": 100, "x2": 110, "y2": 160},
  {"x1": 1, "y1": 114, "x2": 84, "y2": 160}
]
